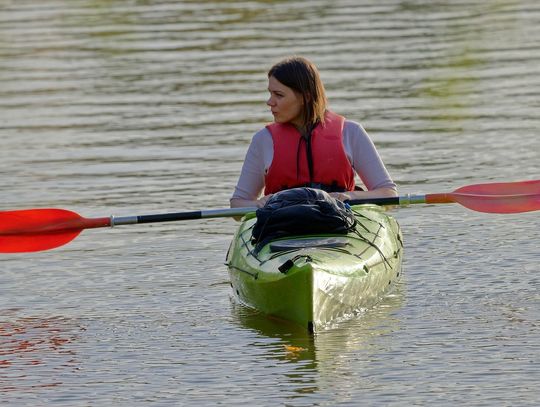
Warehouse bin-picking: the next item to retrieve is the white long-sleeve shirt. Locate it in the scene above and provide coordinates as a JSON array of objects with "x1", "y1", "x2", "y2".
[{"x1": 231, "y1": 120, "x2": 396, "y2": 201}]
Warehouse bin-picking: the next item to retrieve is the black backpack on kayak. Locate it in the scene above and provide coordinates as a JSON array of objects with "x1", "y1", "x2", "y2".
[{"x1": 251, "y1": 187, "x2": 357, "y2": 251}]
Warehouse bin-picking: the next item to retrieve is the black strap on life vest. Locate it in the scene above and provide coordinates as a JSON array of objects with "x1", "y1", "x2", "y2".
[
  {"x1": 292, "y1": 123, "x2": 362, "y2": 194},
  {"x1": 295, "y1": 125, "x2": 316, "y2": 186},
  {"x1": 305, "y1": 129, "x2": 315, "y2": 183}
]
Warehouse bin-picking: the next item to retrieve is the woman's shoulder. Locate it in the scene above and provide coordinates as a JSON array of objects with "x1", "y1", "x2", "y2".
[
  {"x1": 250, "y1": 126, "x2": 273, "y2": 147},
  {"x1": 252, "y1": 126, "x2": 272, "y2": 140},
  {"x1": 343, "y1": 118, "x2": 364, "y2": 130},
  {"x1": 246, "y1": 127, "x2": 273, "y2": 155},
  {"x1": 343, "y1": 119, "x2": 370, "y2": 140}
]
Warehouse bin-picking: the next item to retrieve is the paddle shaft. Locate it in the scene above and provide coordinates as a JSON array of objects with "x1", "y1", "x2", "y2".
[
  {"x1": 23, "y1": 195, "x2": 433, "y2": 232},
  {"x1": 4, "y1": 190, "x2": 534, "y2": 235},
  {"x1": 111, "y1": 194, "x2": 431, "y2": 226},
  {"x1": 113, "y1": 190, "x2": 536, "y2": 226}
]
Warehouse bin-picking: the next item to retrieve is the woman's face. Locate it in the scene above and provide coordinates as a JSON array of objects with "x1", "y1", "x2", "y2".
[{"x1": 267, "y1": 76, "x2": 304, "y2": 128}]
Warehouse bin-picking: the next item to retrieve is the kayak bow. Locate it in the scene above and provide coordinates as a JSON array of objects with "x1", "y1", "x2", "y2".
[{"x1": 226, "y1": 204, "x2": 403, "y2": 332}]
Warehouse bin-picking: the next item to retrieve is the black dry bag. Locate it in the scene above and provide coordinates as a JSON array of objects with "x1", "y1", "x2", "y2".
[{"x1": 251, "y1": 187, "x2": 356, "y2": 251}]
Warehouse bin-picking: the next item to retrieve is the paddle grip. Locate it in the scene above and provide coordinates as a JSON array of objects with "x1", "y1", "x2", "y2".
[
  {"x1": 347, "y1": 197, "x2": 400, "y2": 206},
  {"x1": 136, "y1": 211, "x2": 202, "y2": 223},
  {"x1": 425, "y1": 193, "x2": 455, "y2": 204}
]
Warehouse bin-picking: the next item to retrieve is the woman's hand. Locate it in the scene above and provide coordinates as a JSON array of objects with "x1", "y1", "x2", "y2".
[
  {"x1": 230, "y1": 195, "x2": 274, "y2": 221},
  {"x1": 328, "y1": 192, "x2": 353, "y2": 202},
  {"x1": 329, "y1": 187, "x2": 398, "y2": 202},
  {"x1": 230, "y1": 194, "x2": 273, "y2": 209},
  {"x1": 255, "y1": 194, "x2": 273, "y2": 208}
]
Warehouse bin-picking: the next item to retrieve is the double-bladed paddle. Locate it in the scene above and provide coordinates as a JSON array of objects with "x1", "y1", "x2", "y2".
[{"x1": 1, "y1": 179, "x2": 539, "y2": 253}]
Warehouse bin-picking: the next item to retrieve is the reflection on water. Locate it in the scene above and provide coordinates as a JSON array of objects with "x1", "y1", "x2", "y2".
[
  {"x1": 231, "y1": 284, "x2": 405, "y2": 400},
  {"x1": 231, "y1": 300, "x2": 317, "y2": 361},
  {"x1": 1, "y1": 0, "x2": 539, "y2": 405},
  {"x1": 0, "y1": 311, "x2": 82, "y2": 392}
]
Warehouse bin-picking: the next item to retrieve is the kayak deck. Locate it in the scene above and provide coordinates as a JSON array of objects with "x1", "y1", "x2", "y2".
[{"x1": 226, "y1": 204, "x2": 403, "y2": 332}]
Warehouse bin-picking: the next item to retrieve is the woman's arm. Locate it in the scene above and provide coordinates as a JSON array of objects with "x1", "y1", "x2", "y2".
[
  {"x1": 230, "y1": 129, "x2": 273, "y2": 209},
  {"x1": 339, "y1": 120, "x2": 397, "y2": 201},
  {"x1": 230, "y1": 195, "x2": 273, "y2": 208},
  {"x1": 329, "y1": 187, "x2": 397, "y2": 202}
]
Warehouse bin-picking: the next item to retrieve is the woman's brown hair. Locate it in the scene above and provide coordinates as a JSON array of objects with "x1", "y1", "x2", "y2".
[{"x1": 268, "y1": 56, "x2": 327, "y2": 130}]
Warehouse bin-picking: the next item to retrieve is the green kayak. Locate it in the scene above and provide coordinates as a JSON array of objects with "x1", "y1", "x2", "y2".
[{"x1": 226, "y1": 204, "x2": 403, "y2": 332}]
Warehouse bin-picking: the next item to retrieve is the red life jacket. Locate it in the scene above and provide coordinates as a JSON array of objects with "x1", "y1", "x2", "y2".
[{"x1": 264, "y1": 111, "x2": 355, "y2": 195}]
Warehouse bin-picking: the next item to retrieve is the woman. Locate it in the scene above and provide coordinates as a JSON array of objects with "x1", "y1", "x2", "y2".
[{"x1": 230, "y1": 56, "x2": 397, "y2": 208}]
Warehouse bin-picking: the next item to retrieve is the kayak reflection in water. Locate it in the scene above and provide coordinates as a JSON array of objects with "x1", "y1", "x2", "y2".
[{"x1": 230, "y1": 56, "x2": 397, "y2": 209}]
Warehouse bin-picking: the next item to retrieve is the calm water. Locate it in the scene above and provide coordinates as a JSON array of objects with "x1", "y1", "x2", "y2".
[{"x1": 1, "y1": 1, "x2": 539, "y2": 405}]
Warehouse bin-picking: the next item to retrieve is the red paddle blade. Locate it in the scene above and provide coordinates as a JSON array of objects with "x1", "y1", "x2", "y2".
[
  {"x1": 454, "y1": 179, "x2": 540, "y2": 195},
  {"x1": 0, "y1": 209, "x2": 110, "y2": 253},
  {"x1": 0, "y1": 209, "x2": 83, "y2": 253},
  {"x1": 453, "y1": 179, "x2": 540, "y2": 213},
  {"x1": 426, "y1": 180, "x2": 540, "y2": 213},
  {"x1": 450, "y1": 192, "x2": 540, "y2": 213}
]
